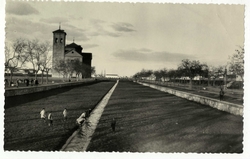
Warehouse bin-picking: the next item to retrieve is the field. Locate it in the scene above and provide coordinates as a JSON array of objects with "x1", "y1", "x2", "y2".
[
  {"x1": 4, "y1": 81, "x2": 115, "y2": 151},
  {"x1": 87, "y1": 81, "x2": 243, "y2": 153}
]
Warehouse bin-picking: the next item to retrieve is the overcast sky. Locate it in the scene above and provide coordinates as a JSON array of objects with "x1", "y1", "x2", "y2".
[{"x1": 5, "y1": 1, "x2": 244, "y2": 77}]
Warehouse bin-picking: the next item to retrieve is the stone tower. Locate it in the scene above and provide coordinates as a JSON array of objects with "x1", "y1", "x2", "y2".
[{"x1": 52, "y1": 26, "x2": 67, "y2": 77}]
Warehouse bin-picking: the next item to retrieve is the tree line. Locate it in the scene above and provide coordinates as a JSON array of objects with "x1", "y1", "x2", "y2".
[
  {"x1": 53, "y1": 58, "x2": 95, "y2": 81},
  {"x1": 133, "y1": 46, "x2": 244, "y2": 88},
  {"x1": 5, "y1": 38, "x2": 96, "y2": 85}
]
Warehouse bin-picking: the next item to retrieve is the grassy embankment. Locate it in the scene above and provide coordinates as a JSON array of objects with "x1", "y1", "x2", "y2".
[
  {"x1": 141, "y1": 81, "x2": 243, "y2": 105},
  {"x1": 4, "y1": 81, "x2": 115, "y2": 151},
  {"x1": 87, "y1": 81, "x2": 243, "y2": 153}
]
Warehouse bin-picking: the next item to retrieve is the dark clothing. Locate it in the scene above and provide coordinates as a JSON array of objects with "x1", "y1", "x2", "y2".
[
  {"x1": 35, "y1": 79, "x2": 39, "y2": 86},
  {"x1": 111, "y1": 120, "x2": 116, "y2": 132},
  {"x1": 219, "y1": 90, "x2": 224, "y2": 101}
]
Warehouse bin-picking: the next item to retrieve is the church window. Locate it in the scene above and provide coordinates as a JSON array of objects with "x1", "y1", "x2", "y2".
[
  {"x1": 60, "y1": 38, "x2": 63, "y2": 43},
  {"x1": 55, "y1": 38, "x2": 58, "y2": 43}
]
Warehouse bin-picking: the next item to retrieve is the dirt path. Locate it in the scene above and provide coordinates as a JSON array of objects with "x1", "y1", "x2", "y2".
[{"x1": 87, "y1": 81, "x2": 243, "y2": 153}]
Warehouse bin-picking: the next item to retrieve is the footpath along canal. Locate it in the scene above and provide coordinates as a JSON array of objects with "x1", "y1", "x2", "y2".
[{"x1": 86, "y1": 81, "x2": 243, "y2": 153}]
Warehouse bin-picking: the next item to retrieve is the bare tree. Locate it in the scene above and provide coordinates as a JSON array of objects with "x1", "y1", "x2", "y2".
[
  {"x1": 26, "y1": 39, "x2": 50, "y2": 80},
  {"x1": 5, "y1": 39, "x2": 28, "y2": 86},
  {"x1": 229, "y1": 46, "x2": 244, "y2": 82},
  {"x1": 72, "y1": 59, "x2": 82, "y2": 81},
  {"x1": 65, "y1": 59, "x2": 75, "y2": 81},
  {"x1": 40, "y1": 45, "x2": 52, "y2": 84}
]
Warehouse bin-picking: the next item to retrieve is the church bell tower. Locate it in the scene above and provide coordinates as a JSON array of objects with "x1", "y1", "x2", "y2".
[{"x1": 52, "y1": 25, "x2": 67, "y2": 77}]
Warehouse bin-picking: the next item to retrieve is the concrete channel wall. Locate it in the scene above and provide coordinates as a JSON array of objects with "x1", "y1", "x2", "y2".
[
  {"x1": 5, "y1": 78, "x2": 96, "y2": 97},
  {"x1": 138, "y1": 81, "x2": 243, "y2": 116}
]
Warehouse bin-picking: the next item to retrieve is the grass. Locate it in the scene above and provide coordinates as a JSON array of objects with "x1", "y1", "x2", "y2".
[
  {"x1": 4, "y1": 81, "x2": 115, "y2": 151},
  {"x1": 144, "y1": 81, "x2": 243, "y2": 105},
  {"x1": 87, "y1": 81, "x2": 243, "y2": 153}
]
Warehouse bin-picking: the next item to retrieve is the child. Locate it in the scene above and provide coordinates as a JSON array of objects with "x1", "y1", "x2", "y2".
[
  {"x1": 63, "y1": 108, "x2": 68, "y2": 121},
  {"x1": 76, "y1": 112, "x2": 86, "y2": 126},
  {"x1": 40, "y1": 108, "x2": 46, "y2": 123},
  {"x1": 48, "y1": 113, "x2": 53, "y2": 126}
]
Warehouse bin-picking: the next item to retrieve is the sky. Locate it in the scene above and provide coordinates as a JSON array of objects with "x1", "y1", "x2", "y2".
[{"x1": 5, "y1": 1, "x2": 245, "y2": 77}]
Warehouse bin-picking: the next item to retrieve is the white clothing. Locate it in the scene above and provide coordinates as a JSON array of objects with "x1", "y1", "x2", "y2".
[
  {"x1": 79, "y1": 112, "x2": 86, "y2": 118},
  {"x1": 48, "y1": 113, "x2": 52, "y2": 120},
  {"x1": 40, "y1": 110, "x2": 46, "y2": 118},
  {"x1": 76, "y1": 112, "x2": 86, "y2": 125},
  {"x1": 63, "y1": 109, "x2": 67, "y2": 117}
]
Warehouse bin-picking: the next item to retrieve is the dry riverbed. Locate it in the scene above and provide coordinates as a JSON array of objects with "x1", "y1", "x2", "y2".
[
  {"x1": 87, "y1": 81, "x2": 243, "y2": 153},
  {"x1": 4, "y1": 81, "x2": 115, "y2": 151}
]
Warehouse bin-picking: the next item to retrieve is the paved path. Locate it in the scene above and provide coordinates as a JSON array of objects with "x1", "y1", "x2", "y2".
[{"x1": 87, "y1": 82, "x2": 243, "y2": 153}]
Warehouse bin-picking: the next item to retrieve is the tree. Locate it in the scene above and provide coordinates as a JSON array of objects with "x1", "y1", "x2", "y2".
[
  {"x1": 159, "y1": 68, "x2": 168, "y2": 82},
  {"x1": 53, "y1": 59, "x2": 68, "y2": 80},
  {"x1": 166, "y1": 69, "x2": 177, "y2": 82},
  {"x1": 26, "y1": 39, "x2": 50, "y2": 80},
  {"x1": 178, "y1": 59, "x2": 207, "y2": 88},
  {"x1": 153, "y1": 70, "x2": 162, "y2": 81},
  {"x1": 209, "y1": 65, "x2": 224, "y2": 86},
  {"x1": 91, "y1": 66, "x2": 96, "y2": 76},
  {"x1": 40, "y1": 49, "x2": 52, "y2": 84},
  {"x1": 72, "y1": 59, "x2": 83, "y2": 81},
  {"x1": 5, "y1": 39, "x2": 29, "y2": 85},
  {"x1": 65, "y1": 59, "x2": 75, "y2": 80},
  {"x1": 229, "y1": 46, "x2": 244, "y2": 82}
]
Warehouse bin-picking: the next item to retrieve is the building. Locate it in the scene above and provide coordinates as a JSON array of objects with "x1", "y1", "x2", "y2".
[
  {"x1": 105, "y1": 74, "x2": 119, "y2": 79},
  {"x1": 52, "y1": 26, "x2": 92, "y2": 78}
]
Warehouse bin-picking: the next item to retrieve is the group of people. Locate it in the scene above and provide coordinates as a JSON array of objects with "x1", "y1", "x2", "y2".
[
  {"x1": 40, "y1": 108, "x2": 68, "y2": 126},
  {"x1": 5, "y1": 78, "x2": 39, "y2": 88},
  {"x1": 40, "y1": 107, "x2": 117, "y2": 132}
]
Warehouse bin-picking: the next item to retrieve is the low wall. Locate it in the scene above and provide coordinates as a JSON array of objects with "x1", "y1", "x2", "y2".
[
  {"x1": 138, "y1": 82, "x2": 243, "y2": 116},
  {"x1": 5, "y1": 78, "x2": 96, "y2": 97}
]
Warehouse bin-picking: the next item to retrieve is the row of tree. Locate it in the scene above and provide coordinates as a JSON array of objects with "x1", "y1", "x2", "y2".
[
  {"x1": 5, "y1": 38, "x2": 96, "y2": 85},
  {"x1": 5, "y1": 38, "x2": 51, "y2": 85},
  {"x1": 53, "y1": 59, "x2": 95, "y2": 81},
  {"x1": 133, "y1": 46, "x2": 244, "y2": 88}
]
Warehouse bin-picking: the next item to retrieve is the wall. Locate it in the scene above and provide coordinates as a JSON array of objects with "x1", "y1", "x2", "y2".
[
  {"x1": 5, "y1": 78, "x2": 96, "y2": 97},
  {"x1": 138, "y1": 81, "x2": 243, "y2": 116}
]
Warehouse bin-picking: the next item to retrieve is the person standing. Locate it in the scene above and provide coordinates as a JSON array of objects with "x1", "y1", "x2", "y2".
[
  {"x1": 219, "y1": 88, "x2": 224, "y2": 101},
  {"x1": 111, "y1": 118, "x2": 116, "y2": 132},
  {"x1": 40, "y1": 108, "x2": 46, "y2": 123},
  {"x1": 48, "y1": 113, "x2": 53, "y2": 126},
  {"x1": 63, "y1": 108, "x2": 68, "y2": 121},
  {"x1": 16, "y1": 79, "x2": 19, "y2": 88}
]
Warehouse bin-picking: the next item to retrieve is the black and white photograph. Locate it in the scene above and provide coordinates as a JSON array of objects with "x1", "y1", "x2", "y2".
[{"x1": 1, "y1": 0, "x2": 250, "y2": 158}]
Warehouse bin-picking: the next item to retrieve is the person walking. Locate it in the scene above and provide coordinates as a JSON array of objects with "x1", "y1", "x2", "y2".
[
  {"x1": 219, "y1": 88, "x2": 224, "y2": 101},
  {"x1": 40, "y1": 108, "x2": 46, "y2": 123},
  {"x1": 48, "y1": 112, "x2": 53, "y2": 126},
  {"x1": 111, "y1": 118, "x2": 116, "y2": 132},
  {"x1": 16, "y1": 79, "x2": 19, "y2": 88},
  {"x1": 63, "y1": 108, "x2": 68, "y2": 121}
]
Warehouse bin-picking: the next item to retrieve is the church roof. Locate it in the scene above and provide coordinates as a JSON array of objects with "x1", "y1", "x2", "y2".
[
  {"x1": 53, "y1": 29, "x2": 67, "y2": 34},
  {"x1": 65, "y1": 42, "x2": 82, "y2": 48}
]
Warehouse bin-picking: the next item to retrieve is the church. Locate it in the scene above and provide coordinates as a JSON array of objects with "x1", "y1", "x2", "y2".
[{"x1": 51, "y1": 26, "x2": 92, "y2": 78}]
